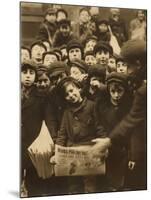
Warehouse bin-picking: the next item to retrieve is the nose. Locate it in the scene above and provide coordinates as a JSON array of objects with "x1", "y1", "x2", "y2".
[
  {"x1": 41, "y1": 81, "x2": 45, "y2": 87},
  {"x1": 114, "y1": 92, "x2": 119, "y2": 98}
]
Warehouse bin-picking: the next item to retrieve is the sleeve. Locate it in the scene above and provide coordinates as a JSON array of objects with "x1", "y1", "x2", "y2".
[
  {"x1": 56, "y1": 112, "x2": 68, "y2": 146},
  {"x1": 36, "y1": 23, "x2": 48, "y2": 41},
  {"x1": 44, "y1": 100, "x2": 58, "y2": 143}
]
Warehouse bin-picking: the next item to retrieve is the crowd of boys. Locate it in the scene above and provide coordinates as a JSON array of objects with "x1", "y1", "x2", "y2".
[{"x1": 21, "y1": 5, "x2": 147, "y2": 197}]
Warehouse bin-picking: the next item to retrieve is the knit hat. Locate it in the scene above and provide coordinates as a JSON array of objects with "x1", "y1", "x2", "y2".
[
  {"x1": 70, "y1": 59, "x2": 89, "y2": 73},
  {"x1": 21, "y1": 59, "x2": 37, "y2": 71},
  {"x1": 67, "y1": 39, "x2": 84, "y2": 54},
  {"x1": 94, "y1": 41, "x2": 113, "y2": 55},
  {"x1": 116, "y1": 55, "x2": 126, "y2": 64},
  {"x1": 106, "y1": 72, "x2": 128, "y2": 88},
  {"x1": 48, "y1": 61, "x2": 68, "y2": 78},
  {"x1": 88, "y1": 64, "x2": 106, "y2": 82},
  {"x1": 120, "y1": 39, "x2": 147, "y2": 66},
  {"x1": 57, "y1": 19, "x2": 71, "y2": 27}
]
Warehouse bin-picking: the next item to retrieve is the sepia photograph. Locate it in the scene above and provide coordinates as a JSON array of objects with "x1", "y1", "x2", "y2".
[{"x1": 20, "y1": 1, "x2": 147, "y2": 198}]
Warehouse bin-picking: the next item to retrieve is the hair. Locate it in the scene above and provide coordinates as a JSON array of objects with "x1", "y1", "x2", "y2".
[{"x1": 21, "y1": 46, "x2": 31, "y2": 58}]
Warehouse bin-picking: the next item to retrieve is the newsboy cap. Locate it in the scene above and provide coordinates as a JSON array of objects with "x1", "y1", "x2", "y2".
[
  {"x1": 70, "y1": 59, "x2": 89, "y2": 73},
  {"x1": 67, "y1": 39, "x2": 83, "y2": 53},
  {"x1": 106, "y1": 72, "x2": 128, "y2": 88},
  {"x1": 48, "y1": 61, "x2": 68, "y2": 78}
]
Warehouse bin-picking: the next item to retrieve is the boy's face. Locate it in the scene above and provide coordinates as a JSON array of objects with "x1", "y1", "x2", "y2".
[
  {"x1": 36, "y1": 73, "x2": 50, "y2": 93},
  {"x1": 21, "y1": 49, "x2": 30, "y2": 63},
  {"x1": 57, "y1": 12, "x2": 66, "y2": 22},
  {"x1": 31, "y1": 45, "x2": 46, "y2": 61},
  {"x1": 70, "y1": 66, "x2": 83, "y2": 81},
  {"x1": 137, "y1": 10, "x2": 145, "y2": 21},
  {"x1": 80, "y1": 10, "x2": 90, "y2": 23},
  {"x1": 21, "y1": 68, "x2": 36, "y2": 87},
  {"x1": 65, "y1": 83, "x2": 82, "y2": 104},
  {"x1": 44, "y1": 54, "x2": 58, "y2": 67},
  {"x1": 117, "y1": 61, "x2": 128, "y2": 74},
  {"x1": 45, "y1": 13, "x2": 56, "y2": 23},
  {"x1": 108, "y1": 57, "x2": 116, "y2": 72},
  {"x1": 85, "y1": 55, "x2": 96, "y2": 66},
  {"x1": 60, "y1": 25, "x2": 70, "y2": 37},
  {"x1": 90, "y1": 77, "x2": 102, "y2": 91},
  {"x1": 96, "y1": 49, "x2": 110, "y2": 65},
  {"x1": 98, "y1": 23, "x2": 108, "y2": 33},
  {"x1": 69, "y1": 48, "x2": 82, "y2": 62},
  {"x1": 61, "y1": 48, "x2": 67, "y2": 58},
  {"x1": 109, "y1": 82, "x2": 125, "y2": 105},
  {"x1": 85, "y1": 40, "x2": 96, "y2": 52}
]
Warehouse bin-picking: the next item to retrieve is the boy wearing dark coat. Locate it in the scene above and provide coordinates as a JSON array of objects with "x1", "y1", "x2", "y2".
[
  {"x1": 55, "y1": 77, "x2": 107, "y2": 194},
  {"x1": 36, "y1": 8, "x2": 57, "y2": 45},
  {"x1": 95, "y1": 72, "x2": 132, "y2": 190}
]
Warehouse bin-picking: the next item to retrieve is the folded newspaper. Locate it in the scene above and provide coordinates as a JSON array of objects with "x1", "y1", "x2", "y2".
[
  {"x1": 28, "y1": 121, "x2": 54, "y2": 179},
  {"x1": 54, "y1": 145, "x2": 106, "y2": 176}
]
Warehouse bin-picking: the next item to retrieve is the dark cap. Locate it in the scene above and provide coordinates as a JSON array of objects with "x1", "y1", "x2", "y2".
[
  {"x1": 106, "y1": 72, "x2": 128, "y2": 88},
  {"x1": 85, "y1": 35, "x2": 98, "y2": 44},
  {"x1": 48, "y1": 61, "x2": 68, "y2": 78},
  {"x1": 84, "y1": 50, "x2": 94, "y2": 58},
  {"x1": 88, "y1": 64, "x2": 106, "y2": 81},
  {"x1": 21, "y1": 59, "x2": 37, "y2": 71},
  {"x1": 97, "y1": 19, "x2": 109, "y2": 26},
  {"x1": 67, "y1": 39, "x2": 83, "y2": 53},
  {"x1": 70, "y1": 59, "x2": 89, "y2": 73},
  {"x1": 94, "y1": 41, "x2": 113, "y2": 55},
  {"x1": 30, "y1": 40, "x2": 47, "y2": 52}
]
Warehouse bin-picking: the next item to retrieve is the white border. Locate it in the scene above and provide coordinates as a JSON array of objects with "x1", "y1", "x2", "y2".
[{"x1": 0, "y1": 0, "x2": 150, "y2": 199}]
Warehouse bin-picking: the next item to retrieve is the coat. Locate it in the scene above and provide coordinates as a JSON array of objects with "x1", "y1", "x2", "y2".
[
  {"x1": 95, "y1": 93, "x2": 132, "y2": 189},
  {"x1": 36, "y1": 20, "x2": 57, "y2": 43},
  {"x1": 56, "y1": 98, "x2": 106, "y2": 147}
]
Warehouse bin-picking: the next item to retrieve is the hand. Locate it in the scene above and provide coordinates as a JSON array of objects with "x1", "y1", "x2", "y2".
[
  {"x1": 128, "y1": 161, "x2": 136, "y2": 170},
  {"x1": 91, "y1": 138, "x2": 111, "y2": 151},
  {"x1": 77, "y1": 74, "x2": 88, "y2": 82},
  {"x1": 50, "y1": 155, "x2": 56, "y2": 165}
]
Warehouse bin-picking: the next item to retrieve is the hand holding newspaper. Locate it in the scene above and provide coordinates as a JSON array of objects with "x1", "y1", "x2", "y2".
[{"x1": 28, "y1": 121, "x2": 55, "y2": 179}]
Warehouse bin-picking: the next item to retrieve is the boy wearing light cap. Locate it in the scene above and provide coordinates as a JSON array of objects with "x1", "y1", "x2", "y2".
[{"x1": 43, "y1": 51, "x2": 60, "y2": 68}]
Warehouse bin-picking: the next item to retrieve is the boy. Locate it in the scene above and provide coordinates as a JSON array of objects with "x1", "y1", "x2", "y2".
[
  {"x1": 94, "y1": 41, "x2": 113, "y2": 75},
  {"x1": 35, "y1": 65, "x2": 50, "y2": 94},
  {"x1": 69, "y1": 59, "x2": 88, "y2": 84},
  {"x1": 43, "y1": 51, "x2": 60, "y2": 68},
  {"x1": 83, "y1": 64, "x2": 106, "y2": 101},
  {"x1": 95, "y1": 72, "x2": 132, "y2": 191},
  {"x1": 60, "y1": 44, "x2": 68, "y2": 62},
  {"x1": 53, "y1": 19, "x2": 76, "y2": 48},
  {"x1": 56, "y1": 8, "x2": 68, "y2": 23},
  {"x1": 108, "y1": 54, "x2": 117, "y2": 74},
  {"x1": 116, "y1": 55, "x2": 128, "y2": 74},
  {"x1": 97, "y1": 19, "x2": 111, "y2": 42},
  {"x1": 67, "y1": 39, "x2": 84, "y2": 63},
  {"x1": 84, "y1": 51, "x2": 96, "y2": 66},
  {"x1": 30, "y1": 41, "x2": 47, "y2": 65},
  {"x1": 36, "y1": 8, "x2": 57, "y2": 45},
  {"x1": 21, "y1": 46, "x2": 31, "y2": 63},
  {"x1": 55, "y1": 77, "x2": 106, "y2": 194},
  {"x1": 84, "y1": 36, "x2": 97, "y2": 53}
]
